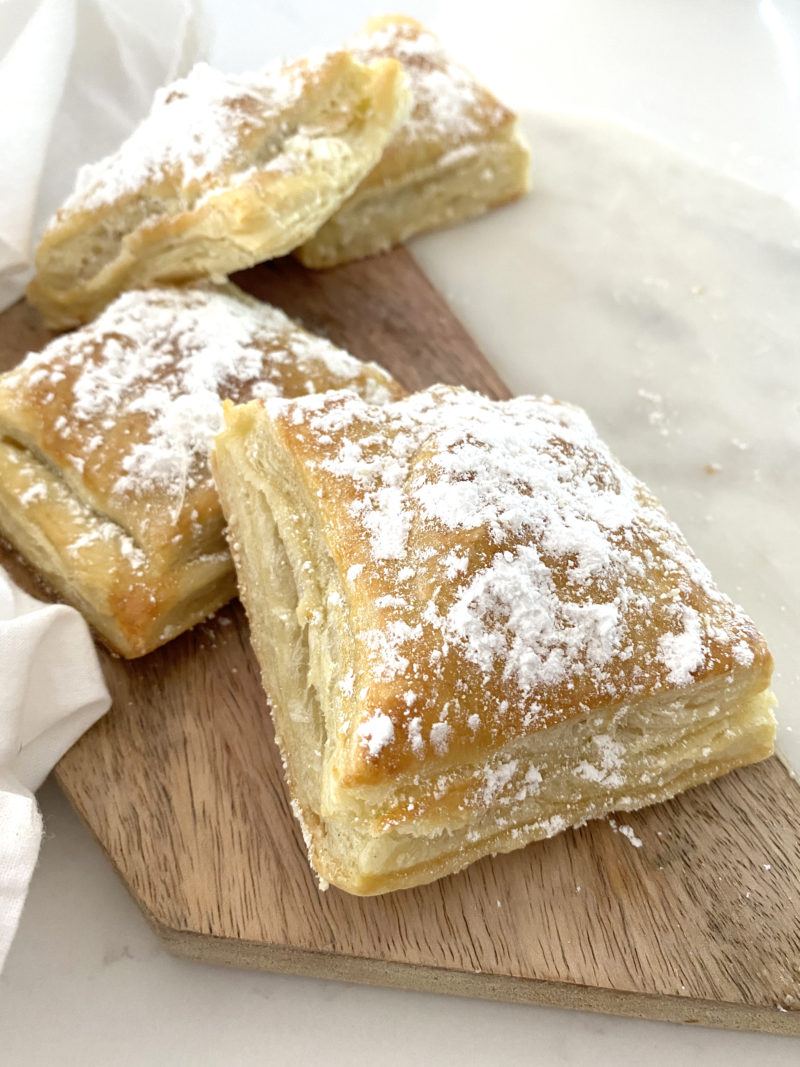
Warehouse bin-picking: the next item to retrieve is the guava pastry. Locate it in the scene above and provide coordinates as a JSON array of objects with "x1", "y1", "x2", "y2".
[
  {"x1": 0, "y1": 285, "x2": 402, "y2": 656},
  {"x1": 28, "y1": 51, "x2": 410, "y2": 328},
  {"x1": 212, "y1": 384, "x2": 776, "y2": 894}
]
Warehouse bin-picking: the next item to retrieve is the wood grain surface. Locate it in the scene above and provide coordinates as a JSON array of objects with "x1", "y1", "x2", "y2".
[{"x1": 1, "y1": 251, "x2": 799, "y2": 1036}]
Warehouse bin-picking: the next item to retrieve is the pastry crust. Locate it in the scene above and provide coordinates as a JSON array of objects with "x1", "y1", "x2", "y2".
[
  {"x1": 27, "y1": 51, "x2": 410, "y2": 328},
  {"x1": 0, "y1": 285, "x2": 403, "y2": 657},
  {"x1": 212, "y1": 386, "x2": 776, "y2": 895},
  {"x1": 296, "y1": 16, "x2": 531, "y2": 268}
]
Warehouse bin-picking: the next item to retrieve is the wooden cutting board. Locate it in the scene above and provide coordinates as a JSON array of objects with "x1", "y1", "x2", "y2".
[{"x1": 1, "y1": 251, "x2": 799, "y2": 1036}]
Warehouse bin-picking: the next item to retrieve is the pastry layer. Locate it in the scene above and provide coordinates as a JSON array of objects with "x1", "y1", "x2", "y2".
[
  {"x1": 28, "y1": 51, "x2": 410, "y2": 327},
  {"x1": 296, "y1": 16, "x2": 531, "y2": 267},
  {"x1": 0, "y1": 285, "x2": 402, "y2": 656},
  {"x1": 0, "y1": 435, "x2": 236, "y2": 656},
  {"x1": 213, "y1": 388, "x2": 776, "y2": 894}
]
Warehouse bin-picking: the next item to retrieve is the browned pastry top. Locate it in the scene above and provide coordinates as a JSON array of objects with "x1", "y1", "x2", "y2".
[
  {"x1": 51, "y1": 51, "x2": 401, "y2": 224},
  {"x1": 261, "y1": 384, "x2": 771, "y2": 787},
  {"x1": 0, "y1": 285, "x2": 402, "y2": 569}
]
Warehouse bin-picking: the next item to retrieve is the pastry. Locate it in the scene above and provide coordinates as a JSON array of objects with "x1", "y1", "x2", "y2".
[
  {"x1": 295, "y1": 16, "x2": 531, "y2": 268},
  {"x1": 212, "y1": 385, "x2": 776, "y2": 895},
  {"x1": 0, "y1": 285, "x2": 403, "y2": 657},
  {"x1": 27, "y1": 50, "x2": 410, "y2": 328}
]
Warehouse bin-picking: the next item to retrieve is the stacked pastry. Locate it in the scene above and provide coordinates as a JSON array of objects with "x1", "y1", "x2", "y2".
[
  {"x1": 211, "y1": 388, "x2": 775, "y2": 893},
  {"x1": 0, "y1": 16, "x2": 775, "y2": 895},
  {"x1": 28, "y1": 15, "x2": 531, "y2": 328},
  {"x1": 27, "y1": 48, "x2": 409, "y2": 328}
]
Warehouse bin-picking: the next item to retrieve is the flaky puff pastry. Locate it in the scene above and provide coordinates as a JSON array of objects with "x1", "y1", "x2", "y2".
[
  {"x1": 212, "y1": 386, "x2": 776, "y2": 895},
  {"x1": 295, "y1": 16, "x2": 531, "y2": 267},
  {"x1": 27, "y1": 51, "x2": 410, "y2": 329},
  {"x1": 0, "y1": 285, "x2": 403, "y2": 657}
]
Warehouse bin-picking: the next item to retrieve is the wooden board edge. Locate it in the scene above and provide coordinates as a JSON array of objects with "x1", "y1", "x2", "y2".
[
  {"x1": 54, "y1": 753, "x2": 800, "y2": 1040},
  {"x1": 775, "y1": 747, "x2": 799, "y2": 785},
  {"x1": 154, "y1": 923, "x2": 800, "y2": 1038},
  {"x1": 55, "y1": 765, "x2": 799, "y2": 1039}
]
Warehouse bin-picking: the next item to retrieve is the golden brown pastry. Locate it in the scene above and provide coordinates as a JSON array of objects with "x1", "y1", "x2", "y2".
[
  {"x1": 0, "y1": 284, "x2": 403, "y2": 657},
  {"x1": 295, "y1": 16, "x2": 531, "y2": 267},
  {"x1": 212, "y1": 385, "x2": 776, "y2": 895},
  {"x1": 27, "y1": 51, "x2": 410, "y2": 328}
]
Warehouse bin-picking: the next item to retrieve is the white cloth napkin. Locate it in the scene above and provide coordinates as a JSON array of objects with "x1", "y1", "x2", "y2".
[
  {"x1": 0, "y1": 0, "x2": 209, "y2": 969},
  {"x1": 0, "y1": 571, "x2": 111, "y2": 971},
  {"x1": 0, "y1": 0, "x2": 210, "y2": 312}
]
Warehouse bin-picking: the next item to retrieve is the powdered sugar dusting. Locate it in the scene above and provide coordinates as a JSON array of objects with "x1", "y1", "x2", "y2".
[
  {"x1": 609, "y1": 818, "x2": 643, "y2": 848},
  {"x1": 658, "y1": 604, "x2": 705, "y2": 687},
  {"x1": 357, "y1": 711, "x2": 395, "y2": 758},
  {"x1": 269, "y1": 383, "x2": 764, "y2": 767},
  {"x1": 440, "y1": 546, "x2": 622, "y2": 693},
  {"x1": 59, "y1": 55, "x2": 330, "y2": 217},
  {"x1": 8, "y1": 285, "x2": 397, "y2": 544}
]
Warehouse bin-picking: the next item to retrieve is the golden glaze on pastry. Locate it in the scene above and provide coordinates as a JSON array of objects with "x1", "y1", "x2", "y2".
[
  {"x1": 28, "y1": 51, "x2": 410, "y2": 328},
  {"x1": 296, "y1": 16, "x2": 531, "y2": 267},
  {"x1": 212, "y1": 385, "x2": 776, "y2": 894},
  {"x1": 0, "y1": 285, "x2": 403, "y2": 656}
]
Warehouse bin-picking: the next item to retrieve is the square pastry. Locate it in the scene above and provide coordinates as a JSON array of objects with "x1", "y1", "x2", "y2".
[
  {"x1": 28, "y1": 50, "x2": 409, "y2": 328},
  {"x1": 0, "y1": 284, "x2": 402, "y2": 657},
  {"x1": 295, "y1": 15, "x2": 531, "y2": 267},
  {"x1": 212, "y1": 385, "x2": 776, "y2": 895}
]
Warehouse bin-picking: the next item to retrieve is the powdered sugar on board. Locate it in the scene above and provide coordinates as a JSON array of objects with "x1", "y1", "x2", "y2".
[
  {"x1": 3, "y1": 285, "x2": 397, "y2": 547},
  {"x1": 351, "y1": 18, "x2": 509, "y2": 150},
  {"x1": 56, "y1": 53, "x2": 332, "y2": 217},
  {"x1": 266, "y1": 384, "x2": 766, "y2": 762},
  {"x1": 609, "y1": 818, "x2": 643, "y2": 848}
]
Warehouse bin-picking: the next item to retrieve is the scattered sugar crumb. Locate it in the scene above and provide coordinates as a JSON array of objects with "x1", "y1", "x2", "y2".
[
  {"x1": 619, "y1": 824, "x2": 643, "y2": 848},
  {"x1": 608, "y1": 818, "x2": 642, "y2": 848},
  {"x1": 18, "y1": 483, "x2": 47, "y2": 506},
  {"x1": 657, "y1": 604, "x2": 705, "y2": 687}
]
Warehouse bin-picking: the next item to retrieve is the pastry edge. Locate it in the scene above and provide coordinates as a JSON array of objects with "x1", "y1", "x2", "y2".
[
  {"x1": 295, "y1": 127, "x2": 531, "y2": 268},
  {"x1": 295, "y1": 687, "x2": 776, "y2": 895},
  {"x1": 0, "y1": 435, "x2": 235, "y2": 657}
]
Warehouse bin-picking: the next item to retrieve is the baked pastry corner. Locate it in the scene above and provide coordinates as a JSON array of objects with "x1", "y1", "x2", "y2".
[{"x1": 212, "y1": 386, "x2": 776, "y2": 894}]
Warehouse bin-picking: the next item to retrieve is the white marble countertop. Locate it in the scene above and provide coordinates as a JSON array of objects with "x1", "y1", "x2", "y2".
[{"x1": 2, "y1": 2, "x2": 799, "y2": 1062}]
